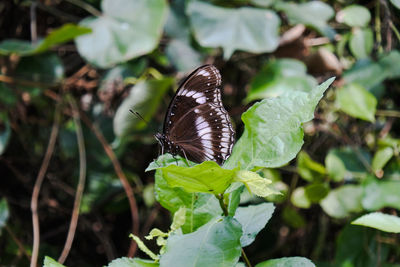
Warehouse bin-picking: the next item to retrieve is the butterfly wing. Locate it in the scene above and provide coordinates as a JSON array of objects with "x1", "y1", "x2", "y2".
[{"x1": 163, "y1": 65, "x2": 234, "y2": 165}]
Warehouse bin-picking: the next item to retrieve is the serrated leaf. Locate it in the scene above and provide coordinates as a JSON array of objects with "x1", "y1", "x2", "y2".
[
  {"x1": 43, "y1": 257, "x2": 66, "y2": 267},
  {"x1": 113, "y1": 78, "x2": 173, "y2": 137},
  {"x1": 234, "y1": 171, "x2": 280, "y2": 197},
  {"x1": 154, "y1": 170, "x2": 222, "y2": 233},
  {"x1": 291, "y1": 187, "x2": 311, "y2": 209},
  {"x1": 297, "y1": 151, "x2": 326, "y2": 182},
  {"x1": 337, "y1": 5, "x2": 371, "y2": 27},
  {"x1": 349, "y1": 28, "x2": 373, "y2": 59},
  {"x1": 352, "y1": 212, "x2": 400, "y2": 233},
  {"x1": 225, "y1": 78, "x2": 335, "y2": 171},
  {"x1": 75, "y1": 0, "x2": 168, "y2": 68},
  {"x1": 157, "y1": 161, "x2": 237, "y2": 194},
  {"x1": 255, "y1": 256, "x2": 315, "y2": 267},
  {"x1": 187, "y1": 1, "x2": 280, "y2": 59},
  {"x1": 275, "y1": 1, "x2": 335, "y2": 38},
  {"x1": 0, "y1": 113, "x2": 11, "y2": 155},
  {"x1": 336, "y1": 83, "x2": 377, "y2": 122},
  {"x1": 371, "y1": 147, "x2": 393, "y2": 173},
  {"x1": 160, "y1": 217, "x2": 242, "y2": 267},
  {"x1": 234, "y1": 203, "x2": 275, "y2": 247},
  {"x1": 320, "y1": 185, "x2": 363, "y2": 218},
  {"x1": 107, "y1": 257, "x2": 159, "y2": 267},
  {"x1": 246, "y1": 59, "x2": 317, "y2": 102},
  {"x1": 362, "y1": 180, "x2": 400, "y2": 210}
]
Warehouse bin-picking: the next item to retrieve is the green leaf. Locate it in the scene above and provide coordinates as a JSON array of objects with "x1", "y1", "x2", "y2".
[
  {"x1": 187, "y1": 1, "x2": 280, "y2": 59},
  {"x1": 165, "y1": 39, "x2": 203, "y2": 72},
  {"x1": 275, "y1": 1, "x2": 335, "y2": 38},
  {"x1": 282, "y1": 206, "x2": 306, "y2": 228},
  {"x1": 14, "y1": 53, "x2": 64, "y2": 90},
  {"x1": 43, "y1": 257, "x2": 66, "y2": 267},
  {"x1": 160, "y1": 217, "x2": 242, "y2": 267},
  {"x1": 0, "y1": 24, "x2": 90, "y2": 56},
  {"x1": 255, "y1": 257, "x2": 315, "y2": 267},
  {"x1": 225, "y1": 78, "x2": 335, "y2": 171},
  {"x1": 154, "y1": 169, "x2": 222, "y2": 233},
  {"x1": 352, "y1": 212, "x2": 400, "y2": 233},
  {"x1": 297, "y1": 151, "x2": 326, "y2": 182},
  {"x1": 75, "y1": 0, "x2": 168, "y2": 68},
  {"x1": 343, "y1": 60, "x2": 387, "y2": 91},
  {"x1": 107, "y1": 257, "x2": 159, "y2": 267},
  {"x1": 113, "y1": 78, "x2": 174, "y2": 137},
  {"x1": 349, "y1": 28, "x2": 373, "y2": 59},
  {"x1": 0, "y1": 83, "x2": 17, "y2": 107},
  {"x1": 0, "y1": 113, "x2": 11, "y2": 155},
  {"x1": 35, "y1": 24, "x2": 91, "y2": 53},
  {"x1": 325, "y1": 147, "x2": 371, "y2": 181},
  {"x1": 234, "y1": 203, "x2": 275, "y2": 247},
  {"x1": 234, "y1": 171, "x2": 281, "y2": 198},
  {"x1": 362, "y1": 180, "x2": 400, "y2": 210},
  {"x1": 0, "y1": 198, "x2": 9, "y2": 230},
  {"x1": 320, "y1": 185, "x2": 363, "y2": 218},
  {"x1": 157, "y1": 161, "x2": 237, "y2": 194},
  {"x1": 337, "y1": 5, "x2": 371, "y2": 27},
  {"x1": 391, "y1": 0, "x2": 400, "y2": 9},
  {"x1": 130, "y1": 234, "x2": 159, "y2": 261},
  {"x1": 371, "y1": 147, "x2": 394, "y2": 173},
  {"x1": 336, "y1": 83, "x2": 377, "y2": 122},
  {"x1": 379, "y1": 50, "x2": 400, "y2": 79},
  {"x1": 304, "y1": 183, "x2": 329, "y2": 203},
  {"x1": 291, "y1": 187, "x2": 311, "y2": 209},
  {"x1": 246, "y1": 59, "x2": 317, "y2": 102}
]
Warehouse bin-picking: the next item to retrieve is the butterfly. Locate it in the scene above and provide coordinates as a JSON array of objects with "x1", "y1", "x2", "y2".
[{"x1": 155, "y1": 65, "x2": 235, "y2": 165}]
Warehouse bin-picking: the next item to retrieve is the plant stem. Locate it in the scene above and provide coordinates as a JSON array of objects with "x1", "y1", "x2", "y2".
[
  {"x1": 217, "y1": 194, "x2": 228, "y2": 216},
  {"x1": 375, "y1": 0, "x2": 383, "y2": 54},
  {"x1": 241, "y1": 248, "x2": 252, "y2": 267}
]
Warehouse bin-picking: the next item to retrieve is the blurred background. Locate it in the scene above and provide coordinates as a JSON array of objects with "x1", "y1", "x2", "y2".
[{"x1": 0, "y1": 0, "x2": 399, "y2": 266}]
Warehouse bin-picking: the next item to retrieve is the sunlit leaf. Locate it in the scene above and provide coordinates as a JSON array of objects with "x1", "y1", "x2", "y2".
[
  {"x1": 234, "y1": 203, "x2": 275, "y2": 247},
  {"x1": 160, "y1": 216, "x2": 242, "y2": 267},
  {"x1": 371, "y1": 147, "x2": 393, "y2": 173},
  {"x1": 320, "y1": 185, "x2": 363, "y2": 218},
  {"x1": 246, "y1": 59, "x2": 317, "y2": 102},
  {"x1": 337, "y1": 5, "x2": 371, "y2": 27},
  {"x1": 154, "y1": 169, "x2": 222, "y2": 233},
  {"x1": 336, "y1": 83, "x2": 377, "y2": 122},
  {"x1": 352, "y1": 212, "x2": 400, "y2": 233},
  {"x1": 225, "y1": 78, "x2": 335, "y2": 171},
  {"x1": 297, "y1": 151, "x2": 326, "y2": 182},
  {"x1": 234, "y1": 170, "x2": 281, "y2": 198},
  {"x1": 291, "y1": 187, "x2": 311, "y2": 209},
  {"x1": 43, "y1": 257, "x2": 66, "y2": 267},
  {"x1": 187, "y1": 1, "x2": 280, "y2": 59},
  {"x1": 130, "y1": 234, "x2": 159, "y2": 261},
  {"x1": 76, "y1": 0, "x2": 168, "y2": 68},
  {"x1": 113, "y1": 78, "x2": 174, "y2": 137},
  {"x1": 275, "y1": 1, "x2": 335, "y2": 38},
  {"x1": 171, "y1": 207, "x2": 186, "y2": 231},
  {"x1": 349, "y1": 28, "x2": 373, "y2": 59},
  {"x1": 255, "y1": 257, "x2": 315, "y2": 267},
  {"x1": 107, "y1": 257, "x2": 159, "y2": 267},
  {"x1": 362, "y1": 180, "x2": 400, "y2": 210}
]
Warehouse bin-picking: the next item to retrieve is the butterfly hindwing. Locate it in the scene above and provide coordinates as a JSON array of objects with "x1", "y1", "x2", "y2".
[{"x1": 161, "y1": 65, "x2": 234, "y2": 165}]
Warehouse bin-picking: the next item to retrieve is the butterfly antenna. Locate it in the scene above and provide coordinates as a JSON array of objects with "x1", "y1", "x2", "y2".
[{"x1": 129, "y1": 109, "x2": 149, "y2": 125}]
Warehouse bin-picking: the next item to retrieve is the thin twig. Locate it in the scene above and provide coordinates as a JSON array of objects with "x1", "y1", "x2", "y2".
[
  {"x1": 58, "y1": 96, "x2": 87, "y2": 264},
  {"x1": 375, "y1": 0, "x2": 383, "y2": 53},
  {"x1": 30, "y1": 2, "x2": 37, "y2": 43},
  {"x1": 5, "y1": 225, "x2": 31, "y2": 260},
  {"x1": 241, "y1": 248, "x2": 252, "y2": 267},
  {"x1": 80, "y1": 113, "x2": 139, "y2": 257},
  {"x1": 376, "y1": 109, "x2": 400, "y2": 118},
  {"x1": 30, "y1": 103, "x2": 62, "y2": 267},
  {"x1": 64, "y1": 0, "x2": 102, "y2": 17}
]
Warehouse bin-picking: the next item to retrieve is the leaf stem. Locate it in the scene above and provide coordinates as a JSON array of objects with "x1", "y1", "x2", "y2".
[
  {"x1": 216, "y1": 194, "x2": 228, "y2": 216},
  {"x1": 241, "y1": 248, "x2": 252, "y2": 267}
]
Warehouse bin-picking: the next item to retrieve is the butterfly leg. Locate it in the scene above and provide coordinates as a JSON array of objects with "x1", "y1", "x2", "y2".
[{"x1": 180, "y1": 148, "x2": 191, "y2": 167}]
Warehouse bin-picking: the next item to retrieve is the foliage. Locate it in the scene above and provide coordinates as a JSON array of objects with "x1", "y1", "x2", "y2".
[{"x1": 1, "y1": 0, "x2": 400, "y2": 267}]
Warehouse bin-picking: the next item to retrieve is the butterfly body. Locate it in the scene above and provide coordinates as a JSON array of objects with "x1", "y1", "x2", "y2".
[{"x1": 156, "y1": 65, "x2": 234, "y2": 165}]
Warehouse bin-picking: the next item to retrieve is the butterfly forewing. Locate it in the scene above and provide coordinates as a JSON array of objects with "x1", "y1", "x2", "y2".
[{"x1": 161, "y1": 65, "x2": 234, "y2": 165}]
